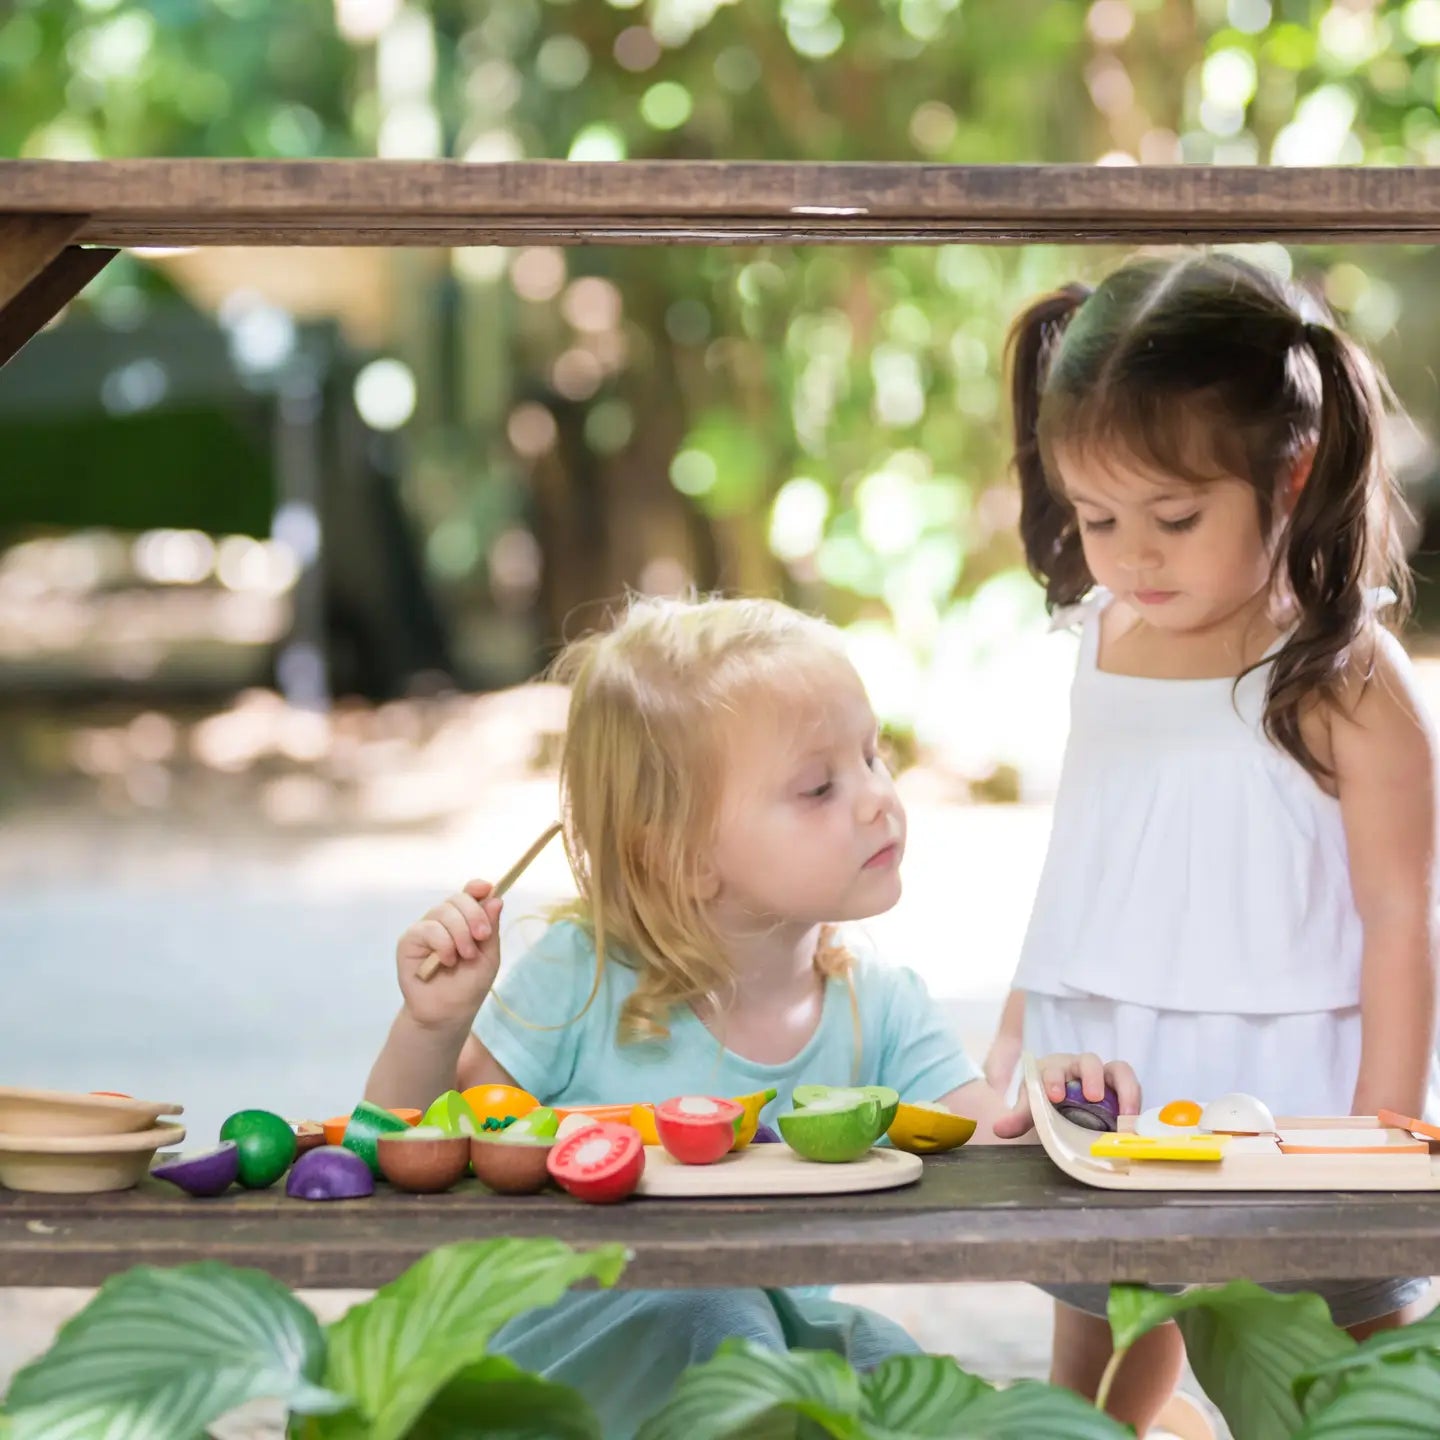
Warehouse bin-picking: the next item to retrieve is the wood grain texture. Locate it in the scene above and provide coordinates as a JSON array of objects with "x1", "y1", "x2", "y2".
[
  {"x1": 5, "y1": 1148, "x2": 1440, "y2": 1289},
  {"x1": 0, "y1": 215, "x2": 83, "y2": 306},
  {"x1": 2, "y1": 162, "x2": 1440, "y2": 245}
]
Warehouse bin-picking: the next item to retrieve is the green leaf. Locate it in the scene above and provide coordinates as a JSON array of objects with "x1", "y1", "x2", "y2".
[
  {"x1": 639, "y1": 1346, "x2": 1130, "y2": 1440},
  {"x1": 864, "y1": 1362, "x2": 1130, "y2": 1439},
  {"x1": 315, "y1": 1239, "x2": 626, "y2": 1440},
  {"x1": 1296, "y1": 1310, "x2": 1440, "y2": 1414},
  {"x1": 1293, "y1": 1354, "x2": 1440, "y2": 1438},
  {"x1": 404, "y1": 1355, "x2": 601, "y2": 1439},
  {"x1": 859, "y1": 1354, "x2": 990, "y2": 1429},
  {"x1": 1106, "y1": 1283, "x2": 1200, "y2": 1351},
  {"x1": 636, "y1": 1341, "x2": 862, "y2": 1440},
  {"x1": 1168, "y1": 1283, "x2": 1354, "y2": 1440},
  {"x1": 3, "y1": 1261, "x2": 346, "y2": 1440}
]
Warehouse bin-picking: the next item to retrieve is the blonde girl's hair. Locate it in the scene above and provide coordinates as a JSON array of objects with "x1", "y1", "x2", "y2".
[{"x1": 547, "y1": 593, "x2": 859, "y2": 1046}]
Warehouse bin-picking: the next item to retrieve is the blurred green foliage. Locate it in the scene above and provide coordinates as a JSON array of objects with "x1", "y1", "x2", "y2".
[{"x1": 4, "y1": 0, "x2": 1440, "y2": 691}]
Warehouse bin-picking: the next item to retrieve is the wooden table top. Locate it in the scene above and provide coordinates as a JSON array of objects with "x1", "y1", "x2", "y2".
[
  {"x1": 5, "y1": 161, "x2": 1440, "y2": 245},
  {"x1": 4, "y1": 1146, "x2": 1440, "y2": 1291}
]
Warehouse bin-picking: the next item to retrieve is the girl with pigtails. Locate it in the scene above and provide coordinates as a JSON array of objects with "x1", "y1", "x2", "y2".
[{"x1": 983, "y1": 252, "x2": 1440, "y2": 1433}]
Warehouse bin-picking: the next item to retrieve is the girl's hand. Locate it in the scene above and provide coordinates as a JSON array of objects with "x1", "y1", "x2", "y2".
[
  {"x1": 991, "y1": 1052, "x2": 1140, "y2": 1140},
  {"x1": 397, "y1": 879, "x2": 504, "y2": 1030}
]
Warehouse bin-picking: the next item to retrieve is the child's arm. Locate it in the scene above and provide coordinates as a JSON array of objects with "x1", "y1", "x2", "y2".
[
  {"x1": 365, "y1": 879, "x2": 508, "y2": 1109},
  {"x1": 982, "y1": 989, "x2": 1026, "y2": 1093},
  {"x1": 938, "y1": 1052, "x2": 1140, "y2": 1145},
  {"x1": 1334, "y1": 634, "x2": 1439, "y2": 1119}
]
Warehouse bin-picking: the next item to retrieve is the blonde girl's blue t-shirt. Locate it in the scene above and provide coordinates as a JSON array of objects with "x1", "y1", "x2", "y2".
[{"x1": 473, "y1": 920, "x2": 980, "y2": 1118}]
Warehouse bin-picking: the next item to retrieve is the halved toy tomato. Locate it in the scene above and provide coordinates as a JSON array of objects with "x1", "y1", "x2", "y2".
[
  {"x1": 654, "y1": 1095, "x2": 744, "y2": 1166},
  {"x1": 546, "y1": 1122, "x2": 645, "y2": 1203}
]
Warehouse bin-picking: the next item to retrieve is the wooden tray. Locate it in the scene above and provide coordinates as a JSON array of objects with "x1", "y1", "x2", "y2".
[
  {"x1": 1023, "y1": 1055, "x2": 1440, "y2": 1192},
  {"x1": 636, "y1": 1143, "x2": 922, "y2": 1197}
]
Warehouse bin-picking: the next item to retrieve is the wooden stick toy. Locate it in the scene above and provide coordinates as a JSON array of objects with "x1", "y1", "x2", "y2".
[{"x1": 415, "y1": 821, "x2": 563, "y2": 982}]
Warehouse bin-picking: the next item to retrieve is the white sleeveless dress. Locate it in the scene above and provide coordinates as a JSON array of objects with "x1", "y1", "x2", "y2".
[{"x1": 1017, "y1": 590, "x2": 1440, "y2": 1122}]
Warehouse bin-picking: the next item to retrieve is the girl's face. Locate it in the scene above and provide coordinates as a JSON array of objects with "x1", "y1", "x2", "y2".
[
  {"x1": 705, "y1": 664, "x2": 906, "y2": 931},
  {"x1": 1056, "y1": 446, "x2": 1278, "y2": 634}
]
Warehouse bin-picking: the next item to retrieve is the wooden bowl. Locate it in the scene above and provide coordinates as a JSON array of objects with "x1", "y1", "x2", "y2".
[
  {"x1": 377, "y1": 1134, "x2": 470, "y2": 1193},
  {"x1": 0, "y1": 1122, "x2": 187, "y2": 1193},
  {"x1": 469, "y1": 1136, "x2": 554, "y2": 1195},
  {"x1": 0, "y1": 1086, "x2": 183, "y2": 1138}
]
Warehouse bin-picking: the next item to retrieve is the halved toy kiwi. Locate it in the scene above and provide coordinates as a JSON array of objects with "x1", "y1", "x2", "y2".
[{"x1": 778, "y1": 1092, "x2": 882, "y2": 1163}]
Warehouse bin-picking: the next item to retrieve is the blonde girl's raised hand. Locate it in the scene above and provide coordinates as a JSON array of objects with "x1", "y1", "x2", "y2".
[{"x1": 397, "y1": 879, "x2": 504, "y2": 1030}]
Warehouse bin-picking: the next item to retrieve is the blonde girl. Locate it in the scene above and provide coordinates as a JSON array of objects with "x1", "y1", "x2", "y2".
[{"x1": 368, "y1": 593, "x2": 1135, "y2": 1440}]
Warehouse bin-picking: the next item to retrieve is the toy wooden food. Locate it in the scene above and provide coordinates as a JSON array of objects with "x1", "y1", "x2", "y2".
[{"x1": 415, "y1": 822, "x2": 562, "y2": 981}]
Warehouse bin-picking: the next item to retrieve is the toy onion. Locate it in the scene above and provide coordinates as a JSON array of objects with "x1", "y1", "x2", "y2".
[
  {"x1": 151, "y1": 1141, "x2": 239, "y2": 1197},
  {"x1": 286, "y1": 1146, "x2": 375, "y2": 1200}
]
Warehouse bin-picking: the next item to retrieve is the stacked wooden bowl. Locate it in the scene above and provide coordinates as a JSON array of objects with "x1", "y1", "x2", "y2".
[{"x1": 0, "y1": 1087, "x2": 185, "y2": 1193}]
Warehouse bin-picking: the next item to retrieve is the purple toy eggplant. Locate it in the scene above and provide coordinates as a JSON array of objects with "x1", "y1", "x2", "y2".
[{"x1": 1055, "y1": 1079, "x2": 1120, "y2": 1132}]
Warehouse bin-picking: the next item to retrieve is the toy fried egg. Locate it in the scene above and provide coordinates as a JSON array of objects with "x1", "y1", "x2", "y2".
[
  {"x1": 1134, "y1": 1099, "x2": 1205, "y2": 1137},
  {"x1": 1199, "y1": 1092, "x2": 1276, "y2": 1135}
]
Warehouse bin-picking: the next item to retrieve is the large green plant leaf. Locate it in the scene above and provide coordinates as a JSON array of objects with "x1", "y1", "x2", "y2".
[
  {"x1": 3, "y1": 1261, "x2": 346, "y2": 1440},
  {"x1": 638, "y1": 1343, "x2": 1131, "y2": 1440},
  {"x1": 887, "y1": 1379, "x2": 1132, "y2": 1439},
  {"x1": 402, "y1": 1355, "x2": 601, "y2": 1439},
  {"x1": 1293, "y1": 1354, "x2": 1440, "y2": 1438},
  {"x1": 857, "y1": 1354, "x2": 989, "y2": 1430},
  {"x1": 636, "y1": 1342, "x2": 861, "y2": 1439},
  {"x1": 859, "y1": 1357, "x2": 1128, "y2": 1438},
  {"x1": 313, "y1": 1238, "x2": 626, "y2": 1440},
  {"x1": 1296, "y1": 1310, "x2": 1440, "y2": 1414},
  {"x1": 1106, "y1": 1282, "x2": 1353, "y2": 1440},
  {"x1": 1107, "y1": 1283, "x2": 1353, "y2": 1440}
]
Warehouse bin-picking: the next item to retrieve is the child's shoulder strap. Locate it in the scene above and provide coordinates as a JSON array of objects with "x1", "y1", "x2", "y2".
[{"x1": 1048, "y1": 587, "x2": 1111, "y2": 635}]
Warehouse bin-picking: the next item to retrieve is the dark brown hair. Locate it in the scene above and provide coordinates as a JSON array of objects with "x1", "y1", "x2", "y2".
[{"x1": 1007, "y1": 252, "x2": 1411, "y2": 779}]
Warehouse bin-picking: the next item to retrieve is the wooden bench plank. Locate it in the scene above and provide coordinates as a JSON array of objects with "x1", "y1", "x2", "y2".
[
  {"x1": 5, "y1": 1148, "x2": 1440, "y2": 1290},
  {"x1": 2, "y1": 162, "x2": 1440, "y2": 245}
]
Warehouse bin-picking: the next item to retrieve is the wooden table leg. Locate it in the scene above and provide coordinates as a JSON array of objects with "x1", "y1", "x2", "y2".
[{"x1": 0, "y1": 214, "x2": 117, "y2": 367}]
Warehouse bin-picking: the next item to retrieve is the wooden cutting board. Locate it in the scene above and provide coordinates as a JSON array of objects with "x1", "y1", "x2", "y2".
[
  {"x1": 636, "y1": 1143, "x2": 923, "y2": 1198},
  {"x1": 1023, "y1": 1055, "x2": 1440, "y2": 1192}
]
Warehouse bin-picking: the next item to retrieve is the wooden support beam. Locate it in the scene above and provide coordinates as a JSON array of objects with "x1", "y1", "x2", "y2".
[
  {"x1": 0, "y1": 217, "x2": 115, "y2": 367},
  {"x1": 0, "y1": 214, "x2": 83, "y2": 305}
]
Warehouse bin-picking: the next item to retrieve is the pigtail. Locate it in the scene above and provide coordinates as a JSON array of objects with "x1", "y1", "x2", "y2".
[
  {"x1": 1006, "y1": 284, "x2": 1092, "y2": 609},
  {"x1": 1264, "y1": 322, "x2": 1411, "y2": 777}
]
